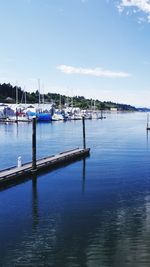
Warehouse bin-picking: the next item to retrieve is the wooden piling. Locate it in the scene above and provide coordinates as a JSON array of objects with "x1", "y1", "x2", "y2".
[
  {"x1": 32, "y1": 117, "x2": 37, "y2": 171},
  {"x1": 82, "y1": 116, "x2": 86, "y2": 149},
  {"x1": 146, "y1": 113, "x2": 150, "y2": 130}
]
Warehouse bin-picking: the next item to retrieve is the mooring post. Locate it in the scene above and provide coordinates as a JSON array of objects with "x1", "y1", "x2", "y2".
[
  {"x1": 82, "y1": 116, "x2": 86, "y2": 149},
  {"x1": 147, "y1": 113, "x2": 149, "y2": 130},
  {"x1": 32, "y1": 117, "x2": 37, "y2": 171}
]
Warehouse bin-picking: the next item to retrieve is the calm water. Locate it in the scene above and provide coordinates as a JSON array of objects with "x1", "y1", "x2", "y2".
[{"x1": 1, "y1": 112, "x2": 150, "y2": 267}]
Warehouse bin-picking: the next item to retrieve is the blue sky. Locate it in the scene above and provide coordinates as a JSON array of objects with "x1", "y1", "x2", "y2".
[{"x1": 1, "y1": 0, "x2": 150, "y2": 107}]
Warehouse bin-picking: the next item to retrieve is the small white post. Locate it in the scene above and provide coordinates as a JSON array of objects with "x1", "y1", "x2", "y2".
[{"x1": 17, "y1": 156, "x2": 22, "y2": 168}]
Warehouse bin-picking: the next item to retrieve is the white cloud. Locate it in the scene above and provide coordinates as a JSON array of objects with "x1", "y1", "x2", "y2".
[
  {"x1": 117, "y1": 0, "x2": 150, "y2": 22},
  {"x1": 138, "y1": 16, "x2": 146, "y2": 23},
  {"x1": 57, "y1": 65, "x2": 131, "y2": 78}
]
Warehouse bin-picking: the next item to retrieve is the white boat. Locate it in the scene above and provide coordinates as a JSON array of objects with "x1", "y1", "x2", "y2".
[
  {"x1": 52, "y1": 113, "x2": 64, "y2": 121},
  {"x1": 91, "y1": 112, "x2": 98, "y2": 119}
]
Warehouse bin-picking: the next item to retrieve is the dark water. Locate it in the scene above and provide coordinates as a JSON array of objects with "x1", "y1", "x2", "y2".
[{"x1": 1, "y1": 112, "x2": 150, "y2": 267}]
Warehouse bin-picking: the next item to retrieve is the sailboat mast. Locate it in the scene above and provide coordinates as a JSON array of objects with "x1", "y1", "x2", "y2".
[
  {"x1": 94, "y1": 100, "x2": 96, "y2": 111},
  {"x1": 38, "y1": 79, "x2": 41, "y2": 105},
  {"x1": 16, "y1": 85, "x2": 18, "y2": 104},
  {"x1": 25, "y1": 90, "x2": 27, "y2": 108},
  {"x1": 91, "y1": 99, "x2": 93, "y2": 112},
  {"x1": 59, "y1": 94, "x2": 61, "y2": 110},
  {"x1": 66, "y1": 96, "x2": 69, "y2": 107},
  {"x1": 42, "y1": 82, "x2": 45, "y2": 104}
]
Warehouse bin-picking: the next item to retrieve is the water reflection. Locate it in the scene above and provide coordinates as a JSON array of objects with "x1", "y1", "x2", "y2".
[
  {"x1": 32, "y1": 175, "x2": 39, "y2": 230},
  {"x1": 16, "y1": 122, "x2": 19, "y2": 137},
  {"x1": 85, "y1": 189, "x2": 150, "y2": 267},
  {"x1": 1, "y1": 113, "x2": 150, "y2": 266},
  {"x1": 1, "y1": 166, "x2": 150, "y2": 266},
  {"x1": 82, "y1": 159, "x2": 86, "y2": 193}
]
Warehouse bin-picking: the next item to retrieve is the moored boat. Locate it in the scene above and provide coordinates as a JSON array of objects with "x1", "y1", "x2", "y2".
[{"x1": 37, "y1": 113, "x2": 52, "y2": 122}]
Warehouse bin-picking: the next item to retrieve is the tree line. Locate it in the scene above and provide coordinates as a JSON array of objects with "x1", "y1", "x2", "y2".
[{"x1": 0, "y1": 83, "x2": 137, "y2": 111}]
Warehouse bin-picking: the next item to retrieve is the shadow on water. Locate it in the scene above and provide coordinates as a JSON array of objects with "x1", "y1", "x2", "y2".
[{"x1": 31, "y1": 159, "x2": 87, "y2": 230}]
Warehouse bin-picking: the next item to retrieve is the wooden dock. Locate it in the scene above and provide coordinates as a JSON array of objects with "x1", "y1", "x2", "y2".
[{"x1": 0, "y1": 148, "x2": 90, "y2": 186}]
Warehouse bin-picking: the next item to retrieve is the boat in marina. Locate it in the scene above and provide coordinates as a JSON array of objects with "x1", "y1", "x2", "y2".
[
  {"x1": 36, "y1": 113, "x2": 52, "y2": 122},
  {"x1": 52, "y1": 112, "x2": 64, "y2": 121},
  {"x1": 0, "y1": 102, "x2": 106, "y2": 122},
  {"x1": 70, "y1": 113, "x2": 82, "y2": 120}
]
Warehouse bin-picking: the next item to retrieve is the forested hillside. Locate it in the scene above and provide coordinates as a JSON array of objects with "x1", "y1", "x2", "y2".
[{"x1": 0, "y1": 83, "x2": 137, "y2": 111}]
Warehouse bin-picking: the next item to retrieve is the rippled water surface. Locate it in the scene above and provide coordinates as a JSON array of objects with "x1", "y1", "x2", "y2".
[{"x1": 1, "y1": 112, "x2": 150, "y2": 267}]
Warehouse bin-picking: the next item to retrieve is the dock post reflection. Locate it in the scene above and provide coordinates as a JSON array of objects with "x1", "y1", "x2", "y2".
[
  {"x1": 82, "y1": 159, "x2": 86, "y2": 193},
  {"x1": 147, "y1": 113, "x2": 150, "y2": 130},
  {"x1": 16, "y1": 122, "x2": 19, "y2": 137},
  {"x1": 147, "y1": 129, "x2": 149, "y2": 145},
  {"x1": 32, "y1": 175, "x2": 39, "y2": 230}
]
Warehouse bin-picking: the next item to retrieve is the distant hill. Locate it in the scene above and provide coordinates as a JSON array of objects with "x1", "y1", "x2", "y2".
[
  {"x1": 137, "y1": 107, "x2": 150, "y2": 112},
  {"x1": 0, "y1": 83, "x2": 137, "y2": 111}
]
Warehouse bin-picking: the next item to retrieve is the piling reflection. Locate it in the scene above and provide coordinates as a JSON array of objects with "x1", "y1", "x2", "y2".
[
  {"x1": 32, "y1": 175, "x2": 39, "y2": 230},
  {"x1": 146, "y1": 125, "x2": 148, "y2": 143},
  {"x1": 16, "y1": 123, "x2": 19, "y2": 137},
  {"x1": 146, "y1": 129, "x2": 150, "y2": 147},
  {"x1": 82, "y1": 159, "x2": 86, "y2": 193}
]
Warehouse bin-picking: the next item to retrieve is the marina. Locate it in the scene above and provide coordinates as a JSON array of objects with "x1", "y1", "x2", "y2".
[{"x1": 0, "y1": 103, "x2": 106, "y2": 122}]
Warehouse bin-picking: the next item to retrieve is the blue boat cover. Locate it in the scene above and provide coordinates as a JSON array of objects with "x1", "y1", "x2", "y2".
[{"x1": 37, "y1": 113, "x2": 52, "y2": 121}]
